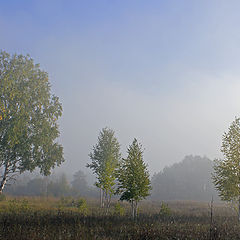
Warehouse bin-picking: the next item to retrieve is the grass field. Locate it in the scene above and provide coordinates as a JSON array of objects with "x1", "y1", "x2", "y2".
[{"x1": 0, "y1": 196, "x2": 239, "y2": 240}]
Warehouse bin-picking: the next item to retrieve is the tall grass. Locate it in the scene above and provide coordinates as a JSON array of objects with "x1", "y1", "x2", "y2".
[{"x1": 0, "y1": 196, "x2": 239, "y2": 240}]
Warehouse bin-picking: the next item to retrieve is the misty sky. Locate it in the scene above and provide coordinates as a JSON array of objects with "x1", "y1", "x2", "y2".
[{"x1": 1, "y1": 0, "x2": 240, "y2": 175}]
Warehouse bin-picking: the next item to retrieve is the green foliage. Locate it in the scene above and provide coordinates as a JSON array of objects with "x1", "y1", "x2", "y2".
[
  {"x1": 76, "y1": 198, "x2": 88, "y2": 215},
  {"x1": 117, "y1": 138, "x2": 151, "y2": 202},
  {"x1": 159, "y1": 202, "x2": 171, "y2": 218},
  {"x1": 212, "y1": 118, "x2": 240, "y2": 202},
  {"x1": 117, "y1": 138, "x2": 151, "y2": 219},
  {"x1": 114, "y1": 202, "x2": 125, "y2": 216},
  {"x1": 87, "y1": 127, "x2": 121, "y2": 207},
  {"x1": 0, "y1": 51, "x2": 64, "y2": 192}
]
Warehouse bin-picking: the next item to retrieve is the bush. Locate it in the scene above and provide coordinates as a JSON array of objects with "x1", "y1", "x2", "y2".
[
  {"x1": 159, "y1": 202, "x2": 171, "y2": 218},
  {"x1": 114, "y1": 202, "x2": 125, "y2": 216},
  {"x1": 76, "y1": 198, "x2": 88, "y2": 215}
]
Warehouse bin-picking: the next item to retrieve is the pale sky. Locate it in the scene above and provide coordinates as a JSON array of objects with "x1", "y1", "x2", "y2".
[{"x1": 1, "y1": 0, "x2": 240, "y2": 175}]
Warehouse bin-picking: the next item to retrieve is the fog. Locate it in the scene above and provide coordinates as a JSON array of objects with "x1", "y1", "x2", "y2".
[
  {"x1": 56, "y1": 70, "x2": 240, "y2": 175},
  {"x1": 1, "y1": 1, "x2": 240, "y2": 176}
]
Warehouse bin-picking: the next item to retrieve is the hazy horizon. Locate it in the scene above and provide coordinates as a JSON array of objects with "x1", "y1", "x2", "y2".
[{"x1": 1, "y1": 1, "x2": 240, "y2": 175}]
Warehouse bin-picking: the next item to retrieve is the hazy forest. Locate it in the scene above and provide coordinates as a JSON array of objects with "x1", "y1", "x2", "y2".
[
  {"x1": 3, "y1": 1, "x2": 240, "y2": 240},
  {"x1": 5, "y1": 155, "x2": 218, "y2": 202}
]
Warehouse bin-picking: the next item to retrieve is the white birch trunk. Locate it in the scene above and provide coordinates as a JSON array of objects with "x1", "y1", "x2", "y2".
[
  {"x1": 0, "y1": 165, "x2": 8, "y2": 194},
  {"x1": 131, "y1": 200, "x2": 134, "y2": 220},
  {"x1": 238, "y1": 196, "x2": 240, "y2": 222},
  {"x1": 135, "y1": 201, "x2": 138, "y2": 219},
  {"x1": 0, "y1": 177, "x2": 7, "y2": 194},
  {"x1": 100, "y1": 188, "x2": 103, "y2": 208}
]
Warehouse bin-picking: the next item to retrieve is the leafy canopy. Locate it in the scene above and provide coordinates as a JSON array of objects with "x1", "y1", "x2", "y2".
[
  {"x1": 117, "y1": 138, "x2": 151, "y2": 202},
  {"x1": 213, "y1": 117, "x2": 240, "y2": 201},
  {"x1": 87, "y1": 127, "x2": 121, "y2": 194},
  {"x1": 0, "y1": 51, "x2": 64, "y2": 177}
]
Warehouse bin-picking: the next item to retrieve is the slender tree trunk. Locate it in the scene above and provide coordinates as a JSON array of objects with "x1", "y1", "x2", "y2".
[
  {"x1": 0, "y1": 164, "x2": 8, "y2": 194},
  {"x1": 102, "y1": 189, "x2": 105, "y2": 208},
  {"x1": 100, "y1": 188, "x2": 104, "y2": 208},
  {"x1": 108, "y1": 195, "x2": 111, "y2": 209},
  {"x1": 131, "y1": 200, "x2": 134, "y2": 220},
  {"x1": 238, "y1": 196, "x2": 240, "y2": 222},
  {"x1": 210, "y1": 196, "x2": 214, "y2": 240},
  {"x1": 104, "y1": 191, "x2": 108, "y2": 215},
  {"x1": 134, "y1": 201, "x2": 138, "y2": 220},
  {"x1": 131, "y1": 200, "x2": 138, "y2": 220},
  {"x1": 105, "y1": 193, "x2": 111, "y2": 215},
  {"x1": 0, "y1": 177, "x2": 7, "y2": 194},
  {"x1": 105, "y1": 192, "x2": 109, "y2": 215}
]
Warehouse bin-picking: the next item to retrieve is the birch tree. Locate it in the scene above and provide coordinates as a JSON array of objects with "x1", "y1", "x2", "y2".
[
  {"x1": 87, "y1": 127, "x2": 120, "y2": 211},
  {"x1": 212, "y1": 117, "x2": 240, "y2": 221},
  {"x1": 0, "y1": 51, "x2": 64, "y2": 193},
  {"x1": 117, "y1": 138, "x2": 151, "y2": 219}
]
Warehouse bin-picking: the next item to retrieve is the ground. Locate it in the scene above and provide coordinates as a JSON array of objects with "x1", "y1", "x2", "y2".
[{"x1": 0, "y1": 196, "x2": 238, "y2": 240}]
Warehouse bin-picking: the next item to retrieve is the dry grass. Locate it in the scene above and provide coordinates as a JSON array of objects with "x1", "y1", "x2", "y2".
[{"x1": 0, "y1": 196, "x2": 239, "y2": 240}]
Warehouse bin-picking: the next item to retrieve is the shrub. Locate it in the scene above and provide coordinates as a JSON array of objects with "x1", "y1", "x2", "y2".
[
  {"x1": 114, "y1": 202, "x2": 125, "y2": 216},
  {"x1": 159, "y1": 202, "x2": 171, "y2": 218},
  {"x1": 76, "y1": 198, "x2": 88, "y2": 215}
]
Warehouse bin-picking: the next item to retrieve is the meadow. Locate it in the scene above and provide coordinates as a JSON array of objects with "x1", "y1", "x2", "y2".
[{"x1": 0, "y1": 196, "x2": 239, "y2": 240}]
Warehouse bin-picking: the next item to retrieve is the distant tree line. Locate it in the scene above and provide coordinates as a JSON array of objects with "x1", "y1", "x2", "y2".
[
  {"x1": 5, "y1": 154, "x2": 220, "y2": 204},
  {"x1": 5, "y1": 170, "x2": 98, "y2": 198},
  {"x1": 151, "y1": 155, "x2": 219, "y2": 201}
]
